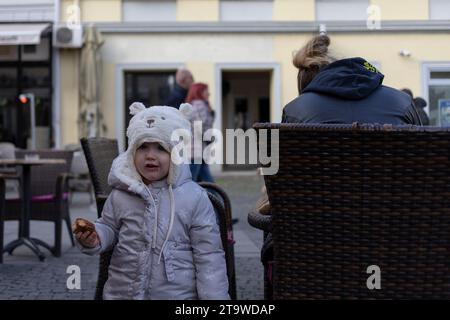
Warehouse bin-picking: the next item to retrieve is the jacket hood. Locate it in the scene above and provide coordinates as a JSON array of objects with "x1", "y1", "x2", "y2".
[
  {"x1": 108, "y1": 153, "x2": 193, "y2": 264},
  {"x1": 303, "y1": 57, "x2": 384, "y2": 100}
]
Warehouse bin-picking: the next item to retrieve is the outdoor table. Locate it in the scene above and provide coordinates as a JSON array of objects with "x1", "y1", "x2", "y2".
[{"x1": 0, "y1": 158, "x2": 66, "y2": 261}]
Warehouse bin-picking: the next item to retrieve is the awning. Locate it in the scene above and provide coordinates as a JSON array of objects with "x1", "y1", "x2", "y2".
[{"x1": 0, "y1": 23, "x2": 50, "y2": 45}]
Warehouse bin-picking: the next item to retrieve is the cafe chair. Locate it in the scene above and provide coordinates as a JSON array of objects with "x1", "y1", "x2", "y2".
[
  {"x1": 3, "y1": 150, "x2": 74, "y2": 257},
  {"x1": 0, "y1": 175, "x2": 6, "y2": 263},
  {"x1": 68, "y1": 147, "x2": 94, "y2": 204},
  {"x1": 80, "y1": 137, "x2": 119, "y2": 300},
  {"x1": 250, "y1": 122, "x2": 450, "y2": 300},
  {"x1": 198, "y1": 182, "x2": 237, "y2": 300}
]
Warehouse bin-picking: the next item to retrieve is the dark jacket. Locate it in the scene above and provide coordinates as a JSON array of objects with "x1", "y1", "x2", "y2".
[
  {"x1": 413, "y1": 97, "x2": 430, "y2": 125},
  {"x1": 282, "y1": 57, "x2": 422, "y2": 125},
  {"x1": 165, "y1": 83, "x2": 188, "y2": 109}
]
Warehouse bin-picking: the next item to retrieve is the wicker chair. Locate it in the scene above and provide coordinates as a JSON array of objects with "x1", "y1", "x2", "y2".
[
  {"x1": 250, "y1": 122, "x2": 450, "y2": 300},
  {"x1": 0, "y1": 175, "x2": 5, "y2": 263},
  {"x1": 2, "y1": 150, "x2": 74, "y2": 257},
  {"x1": 198, "y1": 182, "x2": 237, "y2": 300},
  {"x1": 81, "y1": 137, "x2": 237, "y2": 300},
  {"x1": 80, "y1": 137, "x2": 119, "y2": 300}
]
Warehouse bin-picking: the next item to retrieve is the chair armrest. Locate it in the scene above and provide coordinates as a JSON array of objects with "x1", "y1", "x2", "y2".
[
  {"x1": 96, "y1": 194, "x2": 108, "y2": 217},
  {"x1": 248, "y1": 209, "x2": 272, "y2": 233},
  {"x1": 55, "y1": 172, "x2": 72, "y2": 200}
]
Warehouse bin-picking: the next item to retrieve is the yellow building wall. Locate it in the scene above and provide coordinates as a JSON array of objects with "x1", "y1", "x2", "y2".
[
  {"x1": 60, "y1": 0, "x2": 121, "y2": 22},
  {"x1": 177, "y1": 0, "x2": 219, "y2": 21},
  {"x1": 370, "y1": 0, "x2": 429, "y2": 20},
  {"x1": 59, "y1": 50, "x2": 80, "y2": 145},
  {"x1": 273, "y1": 0, "x2": 315, "y2": 21},
  {"x1": 59, "y1": 30, "x2": 450, "y2": 145}
]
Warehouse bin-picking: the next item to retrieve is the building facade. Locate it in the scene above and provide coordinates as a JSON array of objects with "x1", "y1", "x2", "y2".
[{"x1": 2, "y1": 0, "x2": 450, "y2": 169}]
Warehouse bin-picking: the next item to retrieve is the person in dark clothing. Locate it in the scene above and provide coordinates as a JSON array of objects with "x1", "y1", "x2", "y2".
[
  {"x1": 413, "y1": 97, "x2": 430, "y2": 125},
  {"x1": 165, "y1": 68, "x2": 194, "y2": 109},
  {"x1": 282, "y1": 35, "x2": 422, "y2": 125},
  {"x1": 401, "y1": 88, "x2": 430, "y2": 126}
]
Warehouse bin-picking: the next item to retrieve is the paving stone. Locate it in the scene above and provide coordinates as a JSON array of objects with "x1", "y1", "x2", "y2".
[{"x1": 1, "y1": 174, "x2": 266, "y2": 300}]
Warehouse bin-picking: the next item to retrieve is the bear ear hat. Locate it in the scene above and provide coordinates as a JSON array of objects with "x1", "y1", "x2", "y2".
[
  {"x1": 129, "y1": 102, "x2": 146, "y2": 116},
  {"x1": 179, "y1": 103, "x2": 193, "y2": 118}
]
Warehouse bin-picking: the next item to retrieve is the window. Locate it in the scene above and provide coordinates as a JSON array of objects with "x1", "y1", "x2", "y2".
[
  {"x1": 316, "y1": 0, "x2": 369, "y2": 21},
  {"x1": 424, "y1": 64, "x2": 450, "y2": 126},
  {"x1": 124, "y1": 71, "x2": 175, "y2": 147},
  {"x1": 429, "y1": 0, "x2": 450, "y2": 20},
  {"x1": 220, "y1": 0, "x2": 273, "y2": 21},
  {"x1": 122, "y1": 0, "x2": 176, "y2": 22},
  {"x1": 0, "y1": 0, "x2": 54, "y2": 22},
  {"x1": 0, "y1": 36, "x2": 52, "y2": 148}
]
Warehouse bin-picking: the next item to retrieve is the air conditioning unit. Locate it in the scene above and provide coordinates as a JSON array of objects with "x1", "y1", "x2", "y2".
[{"x1": 53, "y1": 24, "x2": 83, "y2": 48}]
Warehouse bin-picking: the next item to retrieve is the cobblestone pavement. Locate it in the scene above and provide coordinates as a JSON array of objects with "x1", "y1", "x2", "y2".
[{"x1": 0, "y1": 173, "x2": 265, "y2": 300}]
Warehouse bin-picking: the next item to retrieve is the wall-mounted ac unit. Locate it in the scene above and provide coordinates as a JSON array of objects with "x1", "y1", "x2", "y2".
[{"x1": 53, "y1": 24, "x2": 83, "y2": 48}]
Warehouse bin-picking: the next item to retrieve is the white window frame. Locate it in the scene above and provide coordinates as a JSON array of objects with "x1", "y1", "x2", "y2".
[{"x1": 421, "y1": 62, "x2": 450, "y2": 119}]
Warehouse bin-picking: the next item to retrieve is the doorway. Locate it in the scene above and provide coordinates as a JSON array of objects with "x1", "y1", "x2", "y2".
[{"x1": 221, "y1": 71, "x2": 271, "y2": 171}]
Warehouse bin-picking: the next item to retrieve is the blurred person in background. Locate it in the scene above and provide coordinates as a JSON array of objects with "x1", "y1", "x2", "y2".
[
  {"x1": 185, "y1": 82, "x2": 215, "y2": 183},
  {"x1": 401, "y1": 88, "x2": 430, "y2": 125},
  {"x1": 166, "y1": 68, "x2": 194, "y2": 109}
]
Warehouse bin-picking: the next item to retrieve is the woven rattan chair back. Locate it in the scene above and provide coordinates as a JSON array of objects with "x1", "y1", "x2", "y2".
[
  {"x1": 0, "y1": 177, "x2": 5, "y2": 263},
  {"x1": 199, "y1": 182, "x2": 237, "y2": 300},
  {"x1": 80, "y1": 138, "x2": 119, "y2": 300},
  {"x1": 254, "y1": 122, "x2": 450, "y2": 299},
  {"x1": 80, "y1": 138, "x2": 119, "y2": 198}
]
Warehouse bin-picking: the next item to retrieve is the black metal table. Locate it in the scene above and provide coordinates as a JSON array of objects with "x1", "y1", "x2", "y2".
[{"x1": 0, "y1": 158, "x2": 66, "y2": 261}]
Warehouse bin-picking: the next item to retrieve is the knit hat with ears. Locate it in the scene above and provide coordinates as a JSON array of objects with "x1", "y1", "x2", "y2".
[{"x1": 125, "y1": 102, "x2": 192, "y2": 186}]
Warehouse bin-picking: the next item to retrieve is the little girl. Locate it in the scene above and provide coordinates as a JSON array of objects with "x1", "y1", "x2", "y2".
[{"x1": 74, "y1": 102, "x2": 229, "y2": 300}]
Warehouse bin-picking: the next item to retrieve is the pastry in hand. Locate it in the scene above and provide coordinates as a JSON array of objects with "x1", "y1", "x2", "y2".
[{"x1": 72, "y1": 218, "x2": 96, "y2": 234}]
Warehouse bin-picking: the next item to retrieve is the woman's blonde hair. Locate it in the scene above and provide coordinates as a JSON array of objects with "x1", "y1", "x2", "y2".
[{"x1": 293, "y1": 34, "x2": 334, "y2": 94}]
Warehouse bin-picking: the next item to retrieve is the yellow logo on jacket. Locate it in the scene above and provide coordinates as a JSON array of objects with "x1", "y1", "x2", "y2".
[{"x1": 363, "y1": 61, "x2": 378, "y2": 73}]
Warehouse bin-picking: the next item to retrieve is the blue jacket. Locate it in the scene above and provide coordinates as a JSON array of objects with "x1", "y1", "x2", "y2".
[
  {"x1": 282, "y1": 57, "x2": 422, "y2": 125},
  {"x1": 165, "y1": 84, "x2": 188, "y2": 109}
]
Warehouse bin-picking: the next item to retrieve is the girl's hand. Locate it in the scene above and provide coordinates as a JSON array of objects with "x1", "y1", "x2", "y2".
[{"x1": 75, "y1": 231, "x2": 100, "y2": 248}]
